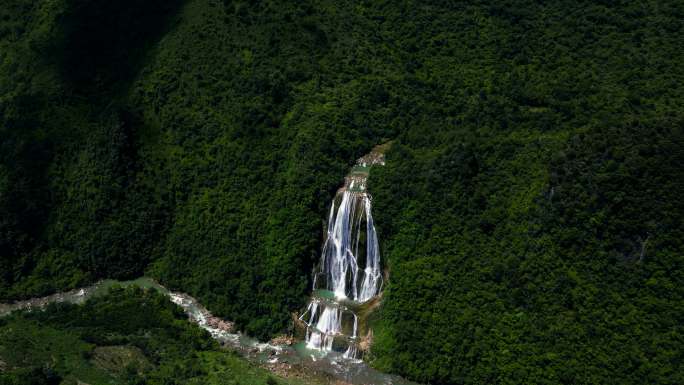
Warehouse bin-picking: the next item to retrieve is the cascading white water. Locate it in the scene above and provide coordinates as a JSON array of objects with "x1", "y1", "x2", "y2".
[
  {"x1": 300, "y1": 152, "x2": 385, "y2": 359},
  {"x1": 358, "y1": 199, "x2": 382, "y2": 302},
  {"x1": 321, "y1": 187, "x2": 382, "y2": 302}
]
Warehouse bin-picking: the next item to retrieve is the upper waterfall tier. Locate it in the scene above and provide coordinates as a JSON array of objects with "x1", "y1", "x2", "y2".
[{"x1": 314, "y1": 187, "x2": 382, "y2": 302}]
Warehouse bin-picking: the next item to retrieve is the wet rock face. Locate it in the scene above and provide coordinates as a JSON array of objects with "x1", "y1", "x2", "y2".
[
  {"x1": 205, "y1": 316, "x2": 234, "y2": 332},
  {"x1": 269, "y1": 335, "x2": 295, "y2": 346},
  {"x1": 356, "y1": 151, "x2": 386, "y2": 167},
  {"x1": 359, "y1": 330, "x2": 373, "y2": 352}
]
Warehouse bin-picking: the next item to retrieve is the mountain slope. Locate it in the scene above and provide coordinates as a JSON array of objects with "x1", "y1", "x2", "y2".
[{"x1": 0, "y1": 1, "x2": 682, "y2": 384}]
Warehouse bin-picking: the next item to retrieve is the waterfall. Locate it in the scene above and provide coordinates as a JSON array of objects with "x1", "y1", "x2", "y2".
[
  {"x1": 321, "y1": 188, "x2": 382, "y2": 302},
  {"x1": 300, "y1": 151, "x2": 385, "y2": 359}
]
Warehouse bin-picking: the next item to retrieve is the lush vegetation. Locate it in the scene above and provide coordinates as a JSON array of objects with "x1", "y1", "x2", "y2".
[
  {"x1": 0, "y1": 0, "x2": 395, "y2": 338},
  {"x1": 1, "y1": 0, "x2": 682, "y2": 384},
  {"x1": 0, "y1": 287, "x2": 299, "y2": 385},
  {"x1": 366, "y1": 2, "x2": 684, "y2": 384}
]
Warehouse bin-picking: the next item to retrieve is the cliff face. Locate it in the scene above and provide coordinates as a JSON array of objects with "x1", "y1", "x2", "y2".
[{"x1": 1, "y1": 1, "x2": 683, "y2": 384}]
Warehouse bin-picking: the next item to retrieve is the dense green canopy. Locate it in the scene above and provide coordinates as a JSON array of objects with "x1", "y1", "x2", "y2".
[{"x1": 1, "y1": 0, "x2": 682, "y2": 384}]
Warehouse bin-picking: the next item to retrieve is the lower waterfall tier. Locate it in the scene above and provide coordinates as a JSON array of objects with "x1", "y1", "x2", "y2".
[
  {"x1": 301, "y1": 301, "x2": 358, "y2": 338},
  {"x1": 301, "y1": 300, "x2": 360, "y2": 359}
]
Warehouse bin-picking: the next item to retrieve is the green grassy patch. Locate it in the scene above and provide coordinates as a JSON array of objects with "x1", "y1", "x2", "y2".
[{"x1": 0, "y1": 288, "x2": 309, "y2": 385}]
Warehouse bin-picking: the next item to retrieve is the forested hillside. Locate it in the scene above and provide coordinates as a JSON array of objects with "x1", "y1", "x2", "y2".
[
  {"x1": 1, "y1": 0, "x2": 682, "y2": 384},
  {"x1": 365, "y1": 2, "x2": 684, "y2": 384}
]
